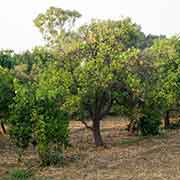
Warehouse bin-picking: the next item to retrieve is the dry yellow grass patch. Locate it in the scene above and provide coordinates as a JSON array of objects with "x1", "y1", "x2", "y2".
[{"x1": 1, "y1": 117, "x2": 180, "y2": 180}]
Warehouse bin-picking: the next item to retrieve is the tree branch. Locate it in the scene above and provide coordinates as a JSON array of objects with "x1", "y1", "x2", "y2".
[
  {"x1": 99, "y1": 92, "x2": 113, "y2": 120},
  {"x1": 80, "y1": 120, "x2": 93, "y2": 131}
]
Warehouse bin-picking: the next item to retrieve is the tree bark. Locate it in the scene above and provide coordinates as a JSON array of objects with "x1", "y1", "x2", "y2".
[
  {"x1": 1, "y1": 122, "x2": 6, "y2": 134},
  {"x1": 127, "y1": 119, "x2": 136, "y2": 134},
  {"x1": 92, "y1": 119, "x2": 103, "y2": 146},
  {"x1": 164, "y1": 110, "x2": 170, "y2": 129}
]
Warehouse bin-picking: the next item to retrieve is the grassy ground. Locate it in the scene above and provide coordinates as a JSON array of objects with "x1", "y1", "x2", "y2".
[{"x1": 0, "y1": 116, "x2": 180, "y2": 180}]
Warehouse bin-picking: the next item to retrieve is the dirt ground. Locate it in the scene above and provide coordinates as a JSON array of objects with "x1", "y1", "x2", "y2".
[{"x1": 1, "y1": 116, "x2": 180, "y2": 180}]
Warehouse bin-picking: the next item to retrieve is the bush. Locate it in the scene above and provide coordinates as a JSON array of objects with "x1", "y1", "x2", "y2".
[
  {"x1": 9, "y1": 68, "x2": 70, "y2": 165},
  {"x1": 4, "y1": 169, "x2": 32, "y2": 180},
  {"x1": 9, "y1": 81, "x2": 34, "y2": 161},
  {"x1": 2, "y1": 168, "x2": 53, "y2": 180},
  {"x1": 40, "y1": 151, "x2": 65, "y2": 166},
  {"x1": 169, "y1": 120, "x2": 180, "y2": 129},
  {"x1": 138, "y1": 111, "x2": 161, "y2": 136}
]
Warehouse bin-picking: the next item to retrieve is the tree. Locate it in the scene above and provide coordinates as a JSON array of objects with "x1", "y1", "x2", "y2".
[
  {"x1": 9, "y1": 80, "x2": 34, "y2": 160},
  {"x1": 10, "y1": 63, "x2": 72, "y2": 164},
  {"x1": 34, "y1": 6, "x2": 81, "y2": 52},
  {"x1": 0, "y1": 66, "x2": 14, "y2": 134},
  {"x1": 62, "y1": 18, "x2": 144, "y2": 146},
  {"x1": 34, "y1": 63, "x2": 71, "y2": 164},
  {"x1": 148, "y1": 37, "x2": 180, "y2": 128},
  {"x1": 34, "y1": 7, "x2": 165, "y2": 145}
]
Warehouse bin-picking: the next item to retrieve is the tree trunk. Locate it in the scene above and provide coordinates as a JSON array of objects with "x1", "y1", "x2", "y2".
[
  {"x1": 164, "y1": 110, "x2": 170, "y2": 129},
  {"x1": 92, "y1": 119, "x2": 104, "y2": 146},
  {"x1": 127, "y1": 119, "x2": 137, "y2": 134},
  {"x1": 1, "y1": 122, "x2": 6, "y2": 134}
]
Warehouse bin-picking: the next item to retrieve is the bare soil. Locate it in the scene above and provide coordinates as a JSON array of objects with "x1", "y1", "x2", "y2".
[{"x1": 1, "y1": 116, "x2": 180, "y2": 180}]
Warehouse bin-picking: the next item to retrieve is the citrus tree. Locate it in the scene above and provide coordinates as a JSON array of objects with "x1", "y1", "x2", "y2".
[
  {"x1": 10, "y1": 62, "x2": 72, "y2": 165},
  {"x1": 62, "y1": 19, "x2": 145, "y2": 146},
  {"x1": 0, "y1": 66, "x2": 14, "y2": 133},
  {"x1": 148, "y1": 37, "x2": 180, "y2": 128}
]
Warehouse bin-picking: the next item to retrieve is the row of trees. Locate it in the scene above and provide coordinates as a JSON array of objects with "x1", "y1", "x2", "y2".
[{"x1": 1, "y1": 7, "x2": 180, "y2": 165}]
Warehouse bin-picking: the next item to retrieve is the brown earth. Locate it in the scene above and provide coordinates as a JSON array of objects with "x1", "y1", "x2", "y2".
[{"x1": 0, "y1": 116, "x2": 180, "y2": 180}]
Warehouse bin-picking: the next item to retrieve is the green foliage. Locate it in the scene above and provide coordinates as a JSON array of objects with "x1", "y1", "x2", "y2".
[
  {"x1": 0, "y1": 66, "x2": 14, "y2": 116},
  {"x1": 65, "y1": 18, "x2": 142, "y2": 120},
  {"x1": 34, "y1": 6, "x2": 81, "y2": 51},
  {"x1": 2, "y1": 168, "x2": 52, "y2": 180},
  {"x1": 39, "y1": 151, "x2": 65, "y2": 166},
  {"x1": 142, "y1": 34, "x2": 166, "y2": 49},
  {"x1": 147, "y1": 37, "x2": 180, "y2": 115},
  {"x1": 0, "y1": 50, "x2": 16, "y2": 69},
  {"x1": 10, "y1": 65, "x2": 71, "y2": 164},
  {"x1": 0, "y1": 66, "x2": 14, "y2": 135},
  {"x1": 9, "y1": 81, "x2": 34, "y2": 150},
  {"x1": 4, "y1": 168, "x2": 32, "y2": 180},
  {"x1": 138, "y1": 111, "x2": 161, "y2": 136},
  {"x1": 14, "y1": 47, "x2": 56, "y2": 81},
  {"x1": 15, "y1": 51, "x2": 33, "y2": 73},
  {"x1": 31, "y1": 47, "x2": 56, "y2": 67}
]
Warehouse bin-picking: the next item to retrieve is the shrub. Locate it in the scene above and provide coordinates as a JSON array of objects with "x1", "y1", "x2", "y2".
[
  {"x1": 2, "y1": 168, "x2": 52, "y2": 180},
  {"x1": 9, "y1": 67, "x2": 70, "y2": 165},
  {"x1": 40, "y1": 151, "x2": 65, "y2": 166},
  {"x1": 9, "y1": 81, "x2": 34, "y2": 161},
  {"x1": 138, "y1": 111, "x2": 161, "y2": 136},
  {"x1": 168, "y1": 120, "x2": 180, "y2": 129},
  {"x1": 4, "y1": 169, "x2": 32, "y2": 180}
]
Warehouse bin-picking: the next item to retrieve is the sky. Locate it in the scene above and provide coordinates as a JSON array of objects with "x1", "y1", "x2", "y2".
[{"x1": 0, "y1": 0, "x2": 179, "y2": 52}]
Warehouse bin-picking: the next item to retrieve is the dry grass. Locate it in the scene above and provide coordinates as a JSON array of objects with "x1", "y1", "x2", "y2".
[{"x1": 1, "y1": 117, "x2": 180, "y2": 179}]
